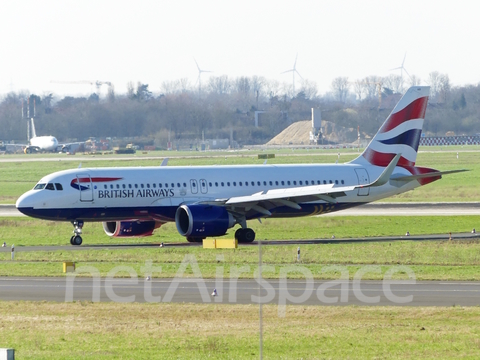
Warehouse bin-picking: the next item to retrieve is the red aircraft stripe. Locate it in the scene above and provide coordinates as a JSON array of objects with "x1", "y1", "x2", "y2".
[{"x1": 380, "y1": 96, "x2": 428, "y2": 133}]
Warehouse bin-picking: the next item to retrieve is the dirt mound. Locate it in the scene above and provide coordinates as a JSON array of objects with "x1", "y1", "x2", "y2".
[{"x1": 267, "y1": 120, "x2": 358, "y2": 145}]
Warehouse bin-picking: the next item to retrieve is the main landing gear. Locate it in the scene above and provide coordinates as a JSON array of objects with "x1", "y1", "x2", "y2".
[
  {"x1": 70, "y1": 220, "x2": 84, "y2": 246},
  {"x1": 235, "y1": 228, "x2": 255, "y2": 243}
]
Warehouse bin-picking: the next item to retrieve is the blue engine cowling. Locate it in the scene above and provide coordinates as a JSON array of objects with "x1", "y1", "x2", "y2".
[
  {"x1": 102, "y1": 220, "x2": 161, "y2": 237},
  {"x1": 175, "y1": 204, "x2": 236, "y2": 237}
]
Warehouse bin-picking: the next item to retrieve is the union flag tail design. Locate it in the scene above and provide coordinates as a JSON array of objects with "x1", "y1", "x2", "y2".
[{"x1": 351, "y1": 86, "x2": 430, "y2": 167}]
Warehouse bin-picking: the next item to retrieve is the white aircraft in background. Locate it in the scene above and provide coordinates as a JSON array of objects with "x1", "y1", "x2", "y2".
[
  {"x1": 24, "y1": 117, "x2": 59, "y2": 153},
  {"x1": 21, "y1": 117, "x2": 82, "y2": 153},
  {"x1": 16, "y1": 86, "x2": 465, "y2": 245}
]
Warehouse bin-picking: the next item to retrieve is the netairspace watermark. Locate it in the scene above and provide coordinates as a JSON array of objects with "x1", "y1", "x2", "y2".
[{"x1": 65, "y1": 254, "x2": 416, "y2": 316}]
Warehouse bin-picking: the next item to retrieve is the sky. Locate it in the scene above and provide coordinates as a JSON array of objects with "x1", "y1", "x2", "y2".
[{"x1": 1, "y1": 0, "x2": 479, "y2": 98}]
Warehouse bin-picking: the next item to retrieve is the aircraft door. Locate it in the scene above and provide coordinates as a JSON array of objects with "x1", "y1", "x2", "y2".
[
  {"x1": 355, "y1": 168, "x2": 370, "y2": 196},
  {"x1": 190, "y1": 179, "x2": 198, "y2": 194},
  {"x1": 200, "y1": 179, "x2": 208, "y2": 194},
  {"x1": 77, "y1": 174, "x2": 94, "y2": 202}
]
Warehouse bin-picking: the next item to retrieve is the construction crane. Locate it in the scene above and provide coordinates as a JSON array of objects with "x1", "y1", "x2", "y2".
[{"x1": 51, "y1": 80, "x2": 112, "y2": 95}]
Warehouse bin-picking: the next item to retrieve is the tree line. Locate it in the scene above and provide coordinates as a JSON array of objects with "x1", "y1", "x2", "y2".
[{"x1": 0, "y1": 72, "x2": 479, "y2": 148}]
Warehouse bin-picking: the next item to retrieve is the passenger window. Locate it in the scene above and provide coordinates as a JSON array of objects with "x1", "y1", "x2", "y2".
[
  {"x1": 146, "y1": 184, "x2": 150, "y2": 188},
  {"x1": 122, "y1": 184, "x2": 126, "y2": 189},
  {"x1": 251, "y1": 181, "x2": 255, "y2": 186},
  {"x1": 104, "y1": 185, "x2": 107, "y2": 189},
  {"x1": 245, "y1": 182, "x2": 248, "y2": 186},
  {"x1": 299, "y1": 181, "x2": 303, "y2": 185},
  {"x1": 329, "y1": 180, "x2": 333, "y2": 184},
  {"x1": 159, "y1": 183, "x2": 162, "y2": 188},
  {"x1": 269, "y1": 181, "x2": 273, "y2": 186},
  {"x1": 233, "y1": 182, "x2": 236, "y2": 186},
  {"x1": 135, "y1": 184, "x2": 138, "y2": 188},
  {"x1": 129, "y1": 184, "x2": 132, "y2": 189},
  {"x1": 141, "y1": 184, "x2": 144, "y2": 189},
  {"x1": 287, "y1": 181, "x2": 291, "y2": 185},
  {"x1": 341, "y1": 180, "x2": 345, "y2": 184},
  {"x1": 257, "y1": 181, "x2": 261, "y2": 186},
  {"x1": 293, "y1": 181, "x2": 297, "y2": 185},
  {"x1": 171, "y1": 183, "x2": 175, "y2": 188},
  {"x1": 281, "y1": 181, "x2": 285, "y2": 186},
  {"x1": 221, "y1": 182, "x2": 224, "y2": 187},
  {"x1": 275, "y1": 181, "x2": 278, "y2": 186},
  {"x1": 153, "y1": 183, "x2": 156, "y2": 188},
  {"x1": 177, "y1": 183, "x2": 181, "y2": 188},
  {"x1": 116, "y1": 184, "x2": 120, "y2": 189},
  {"x1": 55, "y1": 183, "x2": 63, "y2": 191},
  {"x1": 227, "y1": 182, "x2": 230, "y2": 186},
  {"x1": 335, "y1": 180, "x2": 339, "y2": 185},
  {"x1": 165, "y1": 183, "x2": 168, "y2": 188},
  {"x1": 209, "y1": 182, "x2": 212, "y2": 187},
  {"x1": 239, "y1": 182, "x2": 242, "y2": 186},
  {"x1": 215, "y1": 182, "x2": 218, "y2": 187},
  {"x1": 263, "y1": 181, "x2": 267, "y2": 186},
  {"x1": 183, "y1": 183, "x2": 187, "y2": 187},
  {"x1": 110, "y1": 184, "x2": 114, "y2": 189},
  {"x1": 45, "y1": 183, "x2": 55, "y2": 190},
  {"x1": 323, "y1": 180, "x2": 327, "y2": 184}
]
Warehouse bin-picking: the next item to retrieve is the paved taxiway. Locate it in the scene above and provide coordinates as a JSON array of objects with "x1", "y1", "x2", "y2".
[{"x1": 1, "y1": 277, "x2": 480, "y2": 306}]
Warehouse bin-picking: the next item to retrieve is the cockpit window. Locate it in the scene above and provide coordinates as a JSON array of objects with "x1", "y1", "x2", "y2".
[
  {"x1": 55, "y1": 183, "x2": 63, "y2": 191},
  {"x1": 34, "y1": 183, "x2": 46, "y2": 190},
  {"x1": 45, "y1": 183, "x2": 55, "y2": 190}
]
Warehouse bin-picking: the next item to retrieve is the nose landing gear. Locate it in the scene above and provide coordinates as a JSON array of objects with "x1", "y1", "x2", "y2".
[{"x1": 70, "y1": 220, "x2": 84, "y2": 246}]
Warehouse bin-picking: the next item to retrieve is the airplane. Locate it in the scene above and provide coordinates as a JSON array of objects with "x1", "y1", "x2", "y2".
[
  {"x1": 22, "y1": 117, "x2": 82, "y2": 154},
  {"x1": 16, "y1": 86, "x2": 465, "y2": 245}
]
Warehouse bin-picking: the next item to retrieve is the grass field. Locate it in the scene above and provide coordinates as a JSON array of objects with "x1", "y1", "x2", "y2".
[
  {"x1": 1, "y1": 216, "x2": 480, "y2": 280},
  {"x1": 3, "y1": 302, "x2": 480, "y2": 359}
]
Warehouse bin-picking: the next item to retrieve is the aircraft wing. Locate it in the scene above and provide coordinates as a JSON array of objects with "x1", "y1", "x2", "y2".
[
  {"x1": 202, "y1": 183, "x2": 356, "y2": 216},
  {"x1": 200, "y1": 154, "x2": 403, "y2": 216}
]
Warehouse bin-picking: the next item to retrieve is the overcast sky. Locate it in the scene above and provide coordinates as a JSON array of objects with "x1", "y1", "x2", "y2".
[{"x1": 1, "y1": 0, "x2": 479, "y2": 98}]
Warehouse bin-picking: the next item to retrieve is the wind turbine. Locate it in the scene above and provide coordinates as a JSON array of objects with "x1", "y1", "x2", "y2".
[
  {"x1": 281, "y1": 54, "x2": 303, "y2": 94},
  {"x1": 194, "y1": 58, "x2": 212, "y2": 93},
  {"x1": 390, "y1": 53, "x2": 411, "y2": 81}
]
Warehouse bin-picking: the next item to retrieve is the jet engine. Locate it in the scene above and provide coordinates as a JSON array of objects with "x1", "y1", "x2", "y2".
[
  {"x1": 175, "y1": 204, "x2": 236, "y2": 237},
  {"x1": 102, "y1": 220, "x2": 162, "y2": 237}
]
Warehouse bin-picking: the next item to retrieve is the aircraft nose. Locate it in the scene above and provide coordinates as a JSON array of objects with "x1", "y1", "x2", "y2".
[{"x1": 16, "y1": 191, "x2": 36, "y2": 214}]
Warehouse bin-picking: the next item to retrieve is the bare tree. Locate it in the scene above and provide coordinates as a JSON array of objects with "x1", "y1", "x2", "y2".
[
  {"x1": 331, "y1": 77, "x2": 349, "y2": 103},
  {"x1": 299, "y1": 79, "x2": 318, "y2": 100},
  {"x1": 353, "y1": 80, "x2": 364, "y2": 101},
  {"x1": 408, "y1": 74, "x2": 422, "y2": 87},
  {"x1": 426, "y1": 71, "x2": 442, "y2": 100},
  {"x1": 234, "y1": 76, "x2": 251, "y2": 97},
  {"x1": 438, "y1": 74, "x2": 451, "y2": 103},
  {"x1": 383, "y1": 74, "x2": 404, "y2": 94},
  {"x1": 208, "y1": 75, "x2": 231, "y2": 95}
]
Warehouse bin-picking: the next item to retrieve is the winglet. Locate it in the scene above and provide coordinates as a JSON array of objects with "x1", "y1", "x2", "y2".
[{"x1": 363, "y1": 153, "x2": 402, "y2": 188}]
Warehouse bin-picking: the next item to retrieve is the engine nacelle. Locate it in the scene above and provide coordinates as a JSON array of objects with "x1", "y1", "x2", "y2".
[
  {"x1": 102, "y1": 220, "x2": 162, "y2": 237},
  {"x1": 175, "y1": 204, "x2": 235, "y2": 237}
]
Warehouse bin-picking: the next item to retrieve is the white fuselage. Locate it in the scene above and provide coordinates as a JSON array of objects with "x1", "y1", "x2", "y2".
[
  {"x1": 29, "y1": 136, "x2": 59, "y2": 152},
  {"x1": 15, "y1": 163, "x2": 419, "y2": 223}
]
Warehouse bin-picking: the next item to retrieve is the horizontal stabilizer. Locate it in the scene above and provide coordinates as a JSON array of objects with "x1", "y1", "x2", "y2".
[{"x1": 392, "y1": 169, "x2": 468, "y2": 182}]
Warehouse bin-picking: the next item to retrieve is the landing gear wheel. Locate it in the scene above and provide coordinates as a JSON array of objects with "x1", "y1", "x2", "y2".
[
  {"x1": 235, "y1": 228, "x2": 256, "y2": 243},
  {"x1": 71, "y1": 220, "x2": 84, "y2": 246},
  {"x1": 186, "y1": 236, "x2": 204, "y2": 243},
  {"x1": 72, "y1": 235, "x2": 83, "y2": 246}
]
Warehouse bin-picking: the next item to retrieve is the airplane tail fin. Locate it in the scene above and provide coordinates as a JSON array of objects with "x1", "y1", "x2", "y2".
[
  {"x1": 350, "y1": 86, "x2": 430, "y2": 167},
  {"x1": 30, "y1": 118, "x2": 37, "y2": 139}
]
